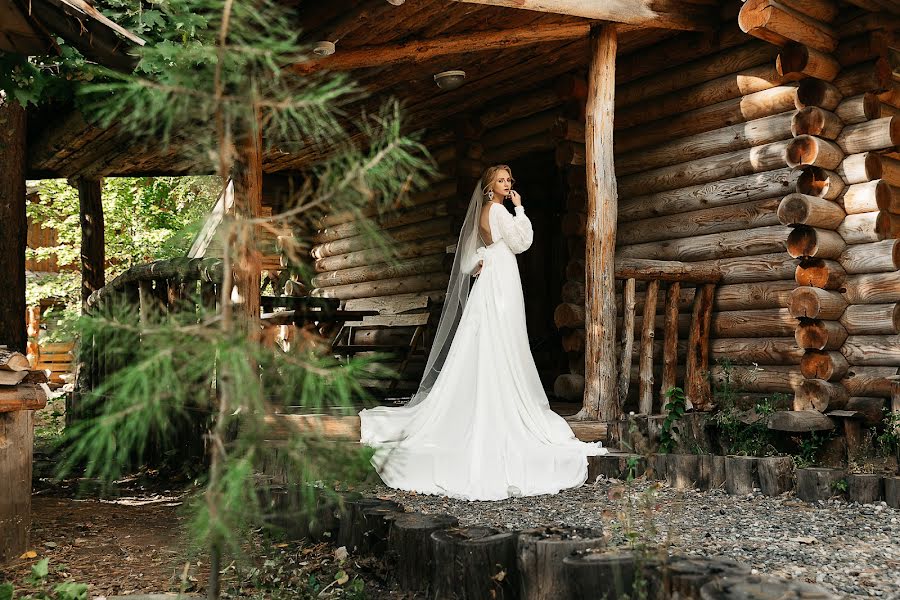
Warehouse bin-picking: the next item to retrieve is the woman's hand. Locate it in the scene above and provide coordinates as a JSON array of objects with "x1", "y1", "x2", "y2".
[
  {"x1": 473, "y1": 260, "x2": 483, "y2": 276},
  {"x1": 509, "y1": 190, "x2": 522, "y2": 207}
]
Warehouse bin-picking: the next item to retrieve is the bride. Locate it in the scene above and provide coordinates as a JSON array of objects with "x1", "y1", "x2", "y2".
[{"x1": 359, "y1": 165, "x2": 606, "y2": 501}]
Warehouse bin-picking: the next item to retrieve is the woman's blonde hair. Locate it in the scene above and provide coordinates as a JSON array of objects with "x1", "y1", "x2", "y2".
[{"x1": 481, "y1": 164, "x2": 514, "y2": 197}]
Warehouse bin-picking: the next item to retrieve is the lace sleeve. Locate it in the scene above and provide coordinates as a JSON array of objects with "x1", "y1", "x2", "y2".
[
  {"x1": 461, "y1": 246, "x2": 486, "y2": 275},
  {"x1": 491, "y1": 204, "x2": 533, "y2": 254}
]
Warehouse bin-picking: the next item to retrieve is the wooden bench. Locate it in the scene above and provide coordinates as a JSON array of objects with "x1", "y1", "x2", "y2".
[{"x1": 332, "y1": 295, "x2": 434, "y2": 391}]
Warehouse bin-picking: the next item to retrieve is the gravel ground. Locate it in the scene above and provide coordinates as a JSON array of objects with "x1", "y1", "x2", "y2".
[{"x1": 369, "y1": 477, "x2": 900, "y2": 599}]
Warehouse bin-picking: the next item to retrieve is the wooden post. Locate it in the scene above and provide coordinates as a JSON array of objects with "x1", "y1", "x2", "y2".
[
  {"x1": 232, "y1": 113, "x2": 264, "y2": 324},
  {"x1": 0, "y1": 410, "x2": 33, "y2": 562},
  {"x1": 580, "y1": 24, "x2": 618, "y2": 422},
  {"x1": 77, "y1": 178, "x2": 105, "y2": 308},
  {"x1": 0, "y1": 97, "x2": 27, "y2": 353}
]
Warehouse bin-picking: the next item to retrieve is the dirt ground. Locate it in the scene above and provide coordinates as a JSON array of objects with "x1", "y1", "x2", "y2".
[{"x1": 0, "y1": 488, "x2": 394, "y2": 599}]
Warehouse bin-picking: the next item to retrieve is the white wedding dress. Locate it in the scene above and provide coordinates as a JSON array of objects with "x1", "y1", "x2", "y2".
[{"x1": 359, "y1": 199, "x2": 606, "y2": 501}]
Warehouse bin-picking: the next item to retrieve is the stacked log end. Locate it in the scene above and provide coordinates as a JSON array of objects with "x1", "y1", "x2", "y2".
[{"x1": 780, "y1": 9, "x2": 900, "y2": 454}]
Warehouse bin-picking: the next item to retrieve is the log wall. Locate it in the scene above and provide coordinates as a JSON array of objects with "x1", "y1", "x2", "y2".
[{"x1": 554, "y1": 3, "x2": 899, "y2": 416}]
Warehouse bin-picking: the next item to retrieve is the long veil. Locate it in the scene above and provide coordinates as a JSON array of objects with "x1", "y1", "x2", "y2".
[{"x1": 405, "y1": 181, "x2": 486, "y2": 407}]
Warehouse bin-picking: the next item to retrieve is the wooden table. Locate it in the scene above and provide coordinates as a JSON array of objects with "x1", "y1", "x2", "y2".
[{"x1": 259, "y1": 296, "x2": 379, "y2": 348}]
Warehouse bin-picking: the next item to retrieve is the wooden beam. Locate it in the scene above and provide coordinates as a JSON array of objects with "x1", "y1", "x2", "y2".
[
  {"x1": 452, "y1": 0, "x2": 715, "y2": 30},
  {"x1": 77, "y1": 178, "x2": 105, "y2": 308},
  {"x1": 0, "y1": 98, "x2": 27, "y2": 353},
  {"x1": 579, "y1": 24, "x2": 618, "y2": 422},
  {"x1": 289, "y1": 23, "x2": 590, "y2": 74}
]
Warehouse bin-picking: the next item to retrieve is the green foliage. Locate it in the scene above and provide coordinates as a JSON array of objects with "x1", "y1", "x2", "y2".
[
  {"x1": 26, "y1": 176, "x2": 220, "y2": 341},
  {"x1": 658, "y1": 387, "x2": 687, "y2": 454},
  {"x1": 710, "y1": 362, "x2": 780, "y2": 456},
  {"x1": 0, "y1": 583, "x2": 12, "y2": 600},
  {"x1": 792, "y1": 430, "x2": 834, "y2": 469},
  {"x1": 831, "y1": 478, "x2": 848, "y2": 493},
  {"x1": 0, "y1": 559, "x2": 88, "y2": 600},
  {"x1": 876, "y1": 412, "x2": 900, "y2": 458},
  {"x1": 27, "y1": 559, "x2": 50, "y2": 587}
]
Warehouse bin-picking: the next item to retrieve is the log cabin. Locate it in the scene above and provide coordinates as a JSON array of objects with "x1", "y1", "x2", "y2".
[{"x1": 4, "y1": 0, "x2": 900, "y2": 469}]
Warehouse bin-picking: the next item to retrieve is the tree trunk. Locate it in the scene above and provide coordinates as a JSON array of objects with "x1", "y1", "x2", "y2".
[
  {"x1": 431, "y1": 527, "x2": 519, "y2": 600},
  {"x1": 581, "y1": 24, "x2": 618, "y2": 422},
  {"x1": 686, "y1": 284, "x2": 715, "y2": 410},
  {"x1": 337, "y1": 497, "x2": 401, "y2": 553},
  {"x1": 77, "y1": 178, "x2": 106, "y2": 308},
  {"x1": 0, "y1": 98, "x2": 27, "y2": 353},
  {"x1": 388, "y1": 513, "x2": 459, "y2": 593},
  {"x1": 517, "y1": 527, "x2": 605, "y2": 600},
  {"x1": 232, "y1": 115, "x2": 264, "y2": 324}
]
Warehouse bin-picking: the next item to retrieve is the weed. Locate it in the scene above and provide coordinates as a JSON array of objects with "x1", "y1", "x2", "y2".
[{"x1": 658, "y1": 387, "x2": 687, "y2": 454}]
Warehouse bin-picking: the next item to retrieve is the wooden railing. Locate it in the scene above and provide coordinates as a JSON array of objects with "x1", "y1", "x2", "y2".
[{"x1": 614, "y1": 258, "x2": 722, "y2": 415}]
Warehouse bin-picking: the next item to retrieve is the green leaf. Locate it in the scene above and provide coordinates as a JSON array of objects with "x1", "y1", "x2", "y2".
[
  {"x1": 0, "y1": 582, "x2": 14, "y2": 600},
  {"x1": 32, "y1": 558, "x2": 49, "y2": 580},
  {"x1": 53, "y1": 582, "x2": 88, "y2": 600}
]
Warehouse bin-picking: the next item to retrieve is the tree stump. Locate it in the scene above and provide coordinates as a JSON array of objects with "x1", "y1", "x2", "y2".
[
  {"x1": 338, "y1": 497, "x2": 401, "y2": 553},
  {"x1": 847, "y1": 474, "x2": 884, "y2": 504},
  {"x1": 588, "y1": 453, "x2": 645, "y2": 480},
  {"x1": 651, "y1": 454, "x2": 668, "y2": 481},
  {"x1": 664, "y1": 555, "x2": 751, "y2": 598},
  {"x1": 700, "y1": 573, "x2": 838, "y2": 599},
  {"x1": 431, "y1": 526, "x2": 519, "y2": 600},
  {"x1": 359, "y1": 506, "x2": 404, "y2": 556},
  {"x1": 517, "y1": 526, "x2": 605, "y2": 600},
  {"x1": 796, "y1": 467, "x2": 845, "y2": 503},
  {"x1": 268, "y1": 486, "x2": 342, "y2": 542},
  {"x1": 884, "y1": 476, "x2": 900, "y2": 509},
  {"x1": 757, "y1": 457, "x2": 795, "y2": 496},
  {"x1": 725, "y1": 456, "x2": 758, "y2": 495},
  {"x1": 562, "y1": 549, "x2": 663, "y2": 600},
  {"x1": 388, "y1": 513, "x2": 459, "y2": 593},
  {"x1": 698, "y1": 455, "x2": 726, "y2": 490},
  {"x1": 667, "y1": 454, "x2": 701, "y2": 490}
]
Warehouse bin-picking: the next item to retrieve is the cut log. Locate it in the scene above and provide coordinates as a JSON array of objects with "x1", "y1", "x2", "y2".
[
  {"x1": 791, "y1": 106, "x2": 843, "y2": 139},
  {"x1": 311, "y1": 217, "x2": 454, "y2": 259},
  {"x1": 789, "y1": 286, "x2": 847, "y2": 319},
  {"x1": 836, "y1": 117, "x2": 900, "y2": 154},
  {"x1": 842, "y1": 366, "x2": 900, "y2": 398},
  {"x1": 838, "y1": 152, "x2": 883, "y2": 184},
  {"x1": 312, "y1": 272, "x2": 450, "y2": 300},
  {"x1": 848, "y1": 474, "x2": 884, "y2": 504},
  {"x1": 784, "y1": 135, "x2": 844, "y2": 169},
  {"x1": 839, "y1": 303, "x2": 900, "y2": 335},
  {"x1": 698, "y1": 455, "x2": 727, "y2": 490},
  {"x1": 801, "y1": 350, "x2": 849, "y2": 381},
  {"x1": 739, "y1": 0, "x2": 837, "y2": 52},
  {"x1": 686, "y1": 284, "x2": 714, "y2": 411},
  {"x1": 554, "y1": 302, "x2": 585, "y2": 329},
  {"x1": 431, "y1": 527, "x2": 519, "y2": 600},
  {"x1": 839, "y1": 239, "x2": 900, "y2": 274},
  {"x1": 667, "y1": 454, "x2": 700, "y2": 490},
  {"x1": 337, "y1": 497, "x2": 401, "y2": 553},
  {"x1": 314, "y1": 200, "x2": 450, "y2": 243},
  {"x1": 837, "y1": 211, "x2": 883, "y2": 244},
  {"x1": 757, "y1": 456, "x2": 794, "y2": 496},
  {"x1": 0, "y1": 411, "x2": 32, "y2": 562},
  {"x1": 638, "y1": 280, "x2": 659, "y2": 415},
  {"x1": 778, "y1": 193, "x2": 845, "y2": 228},
  {"x1": 768, "y1": 409, "x2": 835, "y2": 431},
  {"x1": 0, "y1": 384, "x2": 49, "y2": 413},
  {"x1": 554, "y1": 374, "x2": 585, "y2": 401},
  {"x1": 842, "y1": 271, "x2": 900, "y2": 304},
  {"x1": 796, "y1": 166, "x2": 844, "y2": 200},
  {"x1": 359, "y1": 506, "x2": 404, "y2": 556},
  {"x1": 618, "y1": 168, "x2": 797, "y2": 222},
  {"x1": 725, "y1": 455, "x2": 758, "y2": 496},
  {"x1": 711, "y1": 338, "x2": 804, "y2": 365},
  {"x1": 562, "y1": 329, "x2": 586, "y2": 352},
  {"x1": 560, "y1": 211, "x2": 587, "y2": 236},
  {"x1": 563, "y1": 550, "x2": 663, "y2": 600},
  {"x1": 836, "y1": 29, "x2": 895, "y2": 68},
  {"x1": 616, "y1": 141, "x2": 789, "y2": 198},
  {"x1": 840, "y1": 335, "x2": 900, "y2": 366},
  {"x1": 794, "y1": 378, "x2": 849, "y2": 411},
  {"x1": 835, "y1": 94, "x2": 870, "y2": 125},
  {"x1": 777, "y1": 43, "x2": 840, "y2": 80},
  {"x1": 786, "y1": 226, "x2": 846, "y2": 259},
  {"x1": 618, "y1": 278, "x2": 637, "y2": 407},
  {"x1": 615, "y1": 85, "x2": 799, "y2": 155},
  {"x1": 876, "y1": 211, "x2": 900, "y2": 239},
  {"x1": 886, "y1": 476, "x2": 900, "y2": 509},
  {"x1": 312, "y1": 254, "x2": 447, "y2": 288},
  {"x1": 389, "y1": 513, "x2": 459, "y2": 593},
  {"x1": 795, "y1": 258, "x2": 846, "y2": 289},
  {"x1": 716, "y1": 253, "x2": 798, "y2": 284},
  {"x1": 0, "y1": 349, "x2": 29, "y2": 372},
  {"x1": 834, "y1": 59, "x2": 894, "y2": 97},
  {"x1": 714, "y1": 280, "x2": 797, "y2": 310},
  {"x1": 517, "y1": 527, "x2": 606, "y2": 600},
  {"x1": 843, "y1": 180, "x2": 890, "y2": 215},
  {"x1": 846, "y1": 396, "x2": 886, "y2": 426},
  {"x1": 795, "y1": 319, "x2": 848, "y2": 350},
  {"x1": 617, "y1": 225, "x2": 790, "y2": 262},
  {"x1": 615, "y1": 112, "x2": 794, "y2": 177},
  {"x1": 796, "y1": 467, "x2": 845, "y2": 502},
  {"x1": 614, "y1": 258, "x2": 722, "y2": 284},
  {"x1": 667, "y1": 556, "x2": 751, "y2": 598},
  {"x1": 795, "y1": 78, "x2": 842, "y2": 110},
  {"x1": 699, "y1": 574, "x2": 840, "y2": 598}
]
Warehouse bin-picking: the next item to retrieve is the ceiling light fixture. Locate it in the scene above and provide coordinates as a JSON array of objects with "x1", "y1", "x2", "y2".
[{"x1": 434, "y1": 70, "x2": 466, "y2": 91}]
